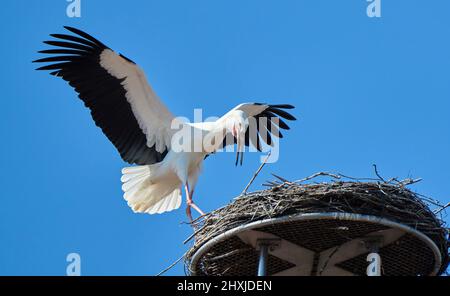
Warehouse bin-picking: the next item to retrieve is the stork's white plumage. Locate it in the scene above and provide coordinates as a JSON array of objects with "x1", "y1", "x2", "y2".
[{"x1": 34, "y1": 27, "x2": 296, "y2": 222}]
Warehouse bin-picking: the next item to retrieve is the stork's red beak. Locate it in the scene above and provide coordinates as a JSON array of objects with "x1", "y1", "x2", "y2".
[{"x1": 231, "y1": 125, "x2": 238, "y2": 138}]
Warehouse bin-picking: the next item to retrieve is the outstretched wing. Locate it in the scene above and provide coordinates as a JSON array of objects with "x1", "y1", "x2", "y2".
[
  {"x1": 235, "y1": 103, "x2": 296, "y2": 151},
  {"x1": 219, "y1": 103, "x2": 296, "y2": 164},
  {"x1": 34, "y1": 26, "x2": 174, "y2": 165}
]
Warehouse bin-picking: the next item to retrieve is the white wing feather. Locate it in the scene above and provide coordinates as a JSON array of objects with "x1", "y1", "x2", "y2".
[{"x1": 100, "y1": 49, "x2": 174, "y2": 153}]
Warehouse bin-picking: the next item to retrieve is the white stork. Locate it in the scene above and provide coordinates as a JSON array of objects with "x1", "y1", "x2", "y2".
[{"x1": 34, "y1": 27, "x2": 296, "y2": 222}]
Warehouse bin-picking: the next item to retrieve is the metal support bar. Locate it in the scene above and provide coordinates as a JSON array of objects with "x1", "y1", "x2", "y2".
[
  {"x1": 257, "y1": 244, "x2": 269, "y2": 276},
  {"x1": 256, "y1": 238, "x2": 280, "y2": 276}
]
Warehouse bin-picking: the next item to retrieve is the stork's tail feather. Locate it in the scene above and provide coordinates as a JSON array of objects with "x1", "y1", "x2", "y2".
[{"x1": 121, "y1": 165, "x2": 182, "y2": 214}]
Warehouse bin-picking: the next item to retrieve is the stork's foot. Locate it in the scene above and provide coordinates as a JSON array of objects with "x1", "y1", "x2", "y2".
[
  {"x1": 186, "y1": 200, "x2": 206, "y2": 229},
  {"x1": 190, "y1": 201, "x2": 205, "y2": 216}
]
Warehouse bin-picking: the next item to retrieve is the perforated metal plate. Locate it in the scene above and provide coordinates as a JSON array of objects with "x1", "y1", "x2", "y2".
[
  {"x1": 189, "y1": 213, "x2": 442, "y2": 276},
  {"x1": 336, "y1": 233, "x2": 436, "y2": 276}
]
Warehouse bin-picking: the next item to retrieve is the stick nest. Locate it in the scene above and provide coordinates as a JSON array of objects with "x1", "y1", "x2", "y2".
[{"x1": 184, "y1": 180, "x2": 449, "y2": 275}]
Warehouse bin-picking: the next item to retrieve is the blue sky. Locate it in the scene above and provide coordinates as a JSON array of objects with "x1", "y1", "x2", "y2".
[{"x1": 0, "y1": 0, "x2": 449, "y2": 275}]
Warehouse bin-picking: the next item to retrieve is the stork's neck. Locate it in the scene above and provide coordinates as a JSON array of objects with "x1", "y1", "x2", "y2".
[{"x1": 207, "y1": 111, "x2": 242, "y2": 151}]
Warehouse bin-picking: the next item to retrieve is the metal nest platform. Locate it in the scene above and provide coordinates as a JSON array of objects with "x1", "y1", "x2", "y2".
[{"x1": 185, "y1": 181, "x2": 449, "y2": 276}]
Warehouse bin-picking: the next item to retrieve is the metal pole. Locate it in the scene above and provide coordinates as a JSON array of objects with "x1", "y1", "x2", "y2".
[{"x1": 257, "y1": 244, "x2": 269, "y2": 276}]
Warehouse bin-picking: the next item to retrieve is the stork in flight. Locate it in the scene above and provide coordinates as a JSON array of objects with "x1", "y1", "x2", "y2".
[{"x1": 34, "y1": 27, "x2": 296, "y2": 222}]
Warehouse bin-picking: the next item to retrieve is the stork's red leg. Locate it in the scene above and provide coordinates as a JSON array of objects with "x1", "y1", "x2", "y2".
[
  {"x1": 185, "y1": 183, "x2": 205, "y2": 223},
  {"x1": 185, "y1": 183, "x2": 194, "y2": 223}
]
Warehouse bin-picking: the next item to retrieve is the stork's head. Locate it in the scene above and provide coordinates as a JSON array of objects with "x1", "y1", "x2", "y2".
[
  {"x1": 227, "y1": 110, "x2": 246, "y2": 137},
  {"x1": 226, "y1": 110, "x2": 248, "y2": 165}
]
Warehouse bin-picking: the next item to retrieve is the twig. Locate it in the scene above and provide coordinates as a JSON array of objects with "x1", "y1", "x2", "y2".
[
  {"x1": 183, "y1": 223, "x2": 208, "y2": 244},
  {"x1": 376, "y1": 182, "x2": 388, "y2": 196},
  {"x1": 241, "y1": 152, "x2": 271, "y2": 195},
  {"x1": 372, "y1": 164, "x2": 386, "y2": 182},
  {"x1": 156, "y1": 253, "x2": 186, "y2": 276},
  {"x1": 294, "y1": 172, "x2": 341, "y2": 184},
  {"x1": 434, "y1": 202, "x2": 450, "y2": 214},
  {"x1": 336, "y1": 173, "x2": 380, "y2": 182},
  {"x1": 271, "y1": 173, "x2": 292, "y2": 184},
  {"x1": 396, "y1": 178, "x2": 423, "y2": 187},
  {"x1": 415, "y1": 192, "x2": 444, "y2": 207},
  {"x1": 404, "y1": 178, "x2": 422, "y2": 185},
  {"x1": 180, "y1": 212, "x2": 208, "y2": 226},
  {"x1": 262, "y1": 181, "x2": 281, "y2": 187}
]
